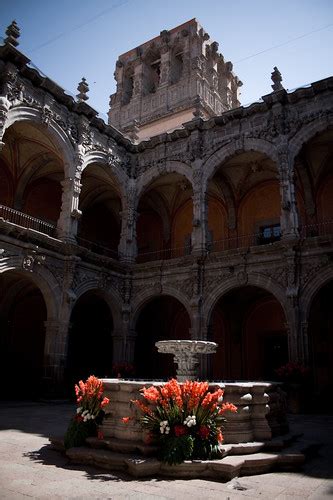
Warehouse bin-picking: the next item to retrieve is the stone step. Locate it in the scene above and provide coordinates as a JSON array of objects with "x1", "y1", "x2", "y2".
[
  {"x1": 64, "y1": 446, "x2": 305, "y2": 480},
  {"x1": 86, "y1": 436, "x2": 159, "y2": 456}
]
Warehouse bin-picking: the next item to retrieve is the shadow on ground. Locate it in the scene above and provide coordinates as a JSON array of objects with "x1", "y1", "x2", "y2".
[{"x1": 1, "y1": 401, "x2": 333, "y2": 484}]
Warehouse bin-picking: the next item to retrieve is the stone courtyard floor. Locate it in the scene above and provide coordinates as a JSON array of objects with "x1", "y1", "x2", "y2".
[{"x1": 0, "y1": 401, "x2": 332, "y2": 499}]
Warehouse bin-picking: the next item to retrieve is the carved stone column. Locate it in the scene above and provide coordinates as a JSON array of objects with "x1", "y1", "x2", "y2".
[
  {"x1": 111, "y1": 329, "x2": 124, "y2": 365},
  {"x1": 278, "y1": 147, "x2": 299, "y2": 240},
  {"x1": 191, "y1": 164, "x2": 209, "y2": 255},
  {"x1": 0, "y1": 96, "x2": 11, "y2": 150},
  {"x1": 43, "y1": 319, "x2": 70, "y2": 394},
  {"x1": 118, "y1": 181, "x2": 138, "y2": 263},
  {"x1": 132, "y1": 62, "x2": 143, "y2": 98},
  {"x1": 159, "y1": 47, "x2": 170, "y2": 87},
  {"x1": 56, "y1": 173, "x2": 82, "y2": 241},
  {"x1": 285, "y1": 321, "x2": 298, "y2": 362},
  {"x1": 300, "y1": 321, "x2": 310, "y2": 365},
  {"x1": 124, "y1": 329, "x2": 137, "y2": 365}
]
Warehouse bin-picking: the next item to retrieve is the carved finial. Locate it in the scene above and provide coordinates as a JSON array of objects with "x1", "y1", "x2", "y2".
[
  {"x1": 76, "y1": 77, "x2": 89, "y2": 102},
  {"x1": 271, "y1": 66, "x2": 284, "y2": 91},
  {"x1": 5, "y1": 20, "x2": 20, "y2": 47}
]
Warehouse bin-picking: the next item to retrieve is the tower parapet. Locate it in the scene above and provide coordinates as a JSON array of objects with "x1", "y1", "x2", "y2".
[{"x1": 108, "y1": 19, "x2": 242, "y2": 140}]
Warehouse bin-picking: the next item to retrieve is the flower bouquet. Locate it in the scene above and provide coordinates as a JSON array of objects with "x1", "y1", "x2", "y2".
[
  {"x1": 64, "y1": 375, "x2": 110, "y2": 449},
  {"x1": 275, "y1": 362, "x2": 310, "y2": 385},
  {"x1": 129, "y1": 379, "x2": 237, "y2": 465}
]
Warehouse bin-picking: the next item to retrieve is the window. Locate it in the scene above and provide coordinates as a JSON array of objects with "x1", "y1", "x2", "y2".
[{"x1": 258, "y1": 224, "x2": 281, "y2": 245}]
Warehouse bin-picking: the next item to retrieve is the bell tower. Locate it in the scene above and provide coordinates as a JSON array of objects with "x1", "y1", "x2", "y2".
[{"x1": 108, "y1": 19, "x2": 242, "y2": 140}]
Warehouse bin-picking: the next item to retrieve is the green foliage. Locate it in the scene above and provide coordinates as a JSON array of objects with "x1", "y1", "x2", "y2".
[
  {"x1": 64, "y1": 417, "x2": 97, "y2": 450},
  {"x1": 159, "y1": 434, "x2": 194, "y2": 465}
]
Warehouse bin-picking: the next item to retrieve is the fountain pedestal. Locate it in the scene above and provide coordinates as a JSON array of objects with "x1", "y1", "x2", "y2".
[{"x1": 155, "y1": 339, "x2": 217, "y2": 381}]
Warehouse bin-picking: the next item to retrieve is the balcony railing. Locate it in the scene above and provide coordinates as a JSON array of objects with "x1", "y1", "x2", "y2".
[
  {"x1": 1, "y1": 203, "x2": 332, "y2": 263},
  {"x1": 0, "y1": 204, "x2": 56, "y2": 236},
  {"x1": 76, "y1": 236, "x2": 119, "y2": 260},
  {"x1": 300, "y1": 220, "x2": 333, "y2": 238},
  {"x1": 137, "y1": 245, "x2": 191, "y2": 263}
]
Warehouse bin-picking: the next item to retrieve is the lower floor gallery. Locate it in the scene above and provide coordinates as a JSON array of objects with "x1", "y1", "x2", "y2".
[{"x1": 1, "y1": 266, "x2": 332, "y2": 410}]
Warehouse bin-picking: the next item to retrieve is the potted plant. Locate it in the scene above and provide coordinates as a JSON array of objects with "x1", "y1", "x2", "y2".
[
  {"x1": 124, "y1": 378, "x2": 237, "y2": 465},
  {"x1": 64, "y1": 375, "x2": 110, "y2": 449}
]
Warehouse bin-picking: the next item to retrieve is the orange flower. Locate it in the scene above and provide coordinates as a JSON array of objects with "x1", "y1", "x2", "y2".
[
  {"x1": 217, "y1": 430, "x2": 223, "y2": 443},
  {"x1": 142, "y1": 386, "x2": 160, "y2": 403},
  {"x1": 101, "y1": 397, "x2": 110, "y2": 408},
  {"x1": 219, "y1": 402, "x2": 237, "y2": 415}
]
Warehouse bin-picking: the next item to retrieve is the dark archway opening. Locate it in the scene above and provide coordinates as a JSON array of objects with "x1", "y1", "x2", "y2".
[
  {"x1": 209, "y1": 286, "x2": 288, "y2": 381},
  {"x1": 67, "y1": 292, "x2": 113, "y2": 389},
  {"x1": 308, "y1": 281, "x2": 333, "y2": 412},
  {"x1": 134, "y1": 296, "x2": 191, "y2": 379},
  {"x1": 0, "y1": 272, "x2": 47, "y2": 398}
]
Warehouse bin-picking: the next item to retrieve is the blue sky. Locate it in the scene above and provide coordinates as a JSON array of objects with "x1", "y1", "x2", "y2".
[{"x1": 1, "y1": 0, "x2": 332, "y2": 119}]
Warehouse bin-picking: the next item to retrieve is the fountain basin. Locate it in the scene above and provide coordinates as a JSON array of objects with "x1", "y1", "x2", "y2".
[{"x1": 100, "y1": 379, "x2": 288, "y2": 449}]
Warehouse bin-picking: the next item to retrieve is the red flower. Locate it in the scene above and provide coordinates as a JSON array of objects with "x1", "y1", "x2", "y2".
[
  {"x1": 198, "y1": 425, "x2": 210, "y2": 439},
  {"x1": 75, "y1": 415, "x2": 83, "y2": 422},
  {"x1": 121, "y1": 416, "x2": 131, "y2": 424},
  {"x1": 217, "y1": 430, "x2": 223, "y2": 443},
  {"x1": 174, "y1": 425, "x2": 187, "y2": 437}
]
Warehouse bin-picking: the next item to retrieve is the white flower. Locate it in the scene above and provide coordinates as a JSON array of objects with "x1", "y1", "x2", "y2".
[
  {"x1": 184, "y1": 415, "x2": 196, "y2": 427},
  {"x1": 76, "y1": 407, "x2": 82, "y2": 414},
  {"x1": 159, "y1": 420, "x2": 170, "y2": 434}
]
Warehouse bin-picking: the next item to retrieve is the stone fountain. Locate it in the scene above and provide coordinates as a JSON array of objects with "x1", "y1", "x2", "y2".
[
  {"x1": 155, "y1": 339, "x2": 217, "y2": 381},
  {"x1": 53, "y1": 342, "x2": 295, "y2": 480}
]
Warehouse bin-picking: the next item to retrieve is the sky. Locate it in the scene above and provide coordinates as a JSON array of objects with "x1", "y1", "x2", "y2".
[{"x1": 1, "y1": 0, "x2": 333, "y2": 120}]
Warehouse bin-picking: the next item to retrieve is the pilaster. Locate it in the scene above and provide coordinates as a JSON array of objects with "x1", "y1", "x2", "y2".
[
  {"x1": 43, "y1": 319, "x2": 70, "y2": 394},
  {"x1": 118, "y1": 181, "x2": 138, "y2": 263},
  {"x1": 56, "y1": 173, "x2": 82, "y2": 242},
  {"x1": 278, "y1": 146, "x2": 299, "y2": 240},
  {"x1": 191, "y1": 162, "x2": 209, "y2": 255}
]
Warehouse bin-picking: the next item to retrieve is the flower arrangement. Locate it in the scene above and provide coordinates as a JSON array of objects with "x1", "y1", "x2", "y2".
[
  {"x1": 64, "y1": 375, "x2": 110, "y2": 449},
  {"x1": 275, "y1": 362, "x2": 310, "y2": 385},
  {"x1": 128, "y1": 379, "x2": 237, "y2": 465}
]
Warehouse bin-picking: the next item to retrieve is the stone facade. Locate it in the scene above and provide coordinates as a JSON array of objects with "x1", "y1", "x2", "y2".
[{"x1": 0, "y1": 21, "x2": 333, "y2": 399}]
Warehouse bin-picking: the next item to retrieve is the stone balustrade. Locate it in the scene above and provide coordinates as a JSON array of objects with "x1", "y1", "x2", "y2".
[{"x1": 100, "y1": 379, "x2": 288, "y2": 450}]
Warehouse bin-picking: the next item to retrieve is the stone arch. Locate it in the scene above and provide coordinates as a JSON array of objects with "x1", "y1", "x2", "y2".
[
  {"x1": 5, "y1": 105, "x2": 75, "y2": 177},
  {"x1": 72, "y1": 278, "x2": 123, "y2": 328},
  {"x1": 136, "y1": 160, "x2": 193, "y2": 202},
  {"x1": 205, "y1": 274, "x2": 290, "y2": 381},
  {"x1": 202, "y1": 138, "x2": 279, "y2": 190},
  {"x1": 13, "y1": 151, "x2": 57, "y2": 209},
  {"x1": 203, "y1": 272, "x2": 291, "y2": 328},
  {"x1": 289, "y1": 116, "x2": 333, "y2": 165},
  {"x1": 130, "y1": 286, "x2": 192, "y2": 331},
  {"x1": 300, "y1": 267, "x2": 333, "y2": 323},
  {"x1": 237, "y1": 179, "x2": 281, "y2": 237},
  {"x1": 132, "y1": 288, "x2": 192, "y2": 379},
  {"x1": 0, "y1": 260, "x2": 61, "y2": 319},
  {"x1": 81, "y1": 150, "x2": 127, "y2": 200},
  {"x1": 67, "y1": 285, "x2": 118, "y2": 381}
]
